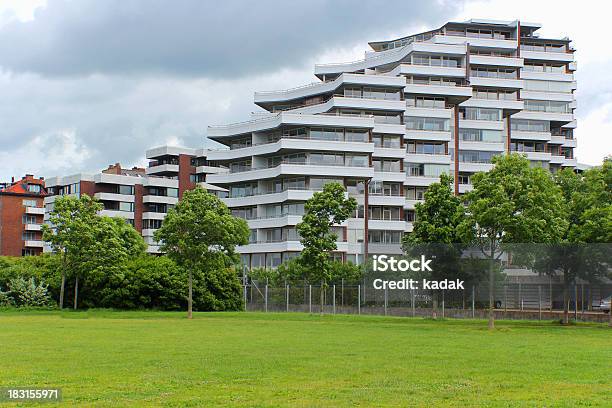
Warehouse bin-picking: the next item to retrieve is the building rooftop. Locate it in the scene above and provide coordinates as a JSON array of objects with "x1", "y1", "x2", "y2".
[{"x1": 0, "y1": 174, "x2": 47, "y2": 196}]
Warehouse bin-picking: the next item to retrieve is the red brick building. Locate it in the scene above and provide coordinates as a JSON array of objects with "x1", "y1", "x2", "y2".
[{"x1": 0, "y1": 175, "x2": 48, "y2": 256}]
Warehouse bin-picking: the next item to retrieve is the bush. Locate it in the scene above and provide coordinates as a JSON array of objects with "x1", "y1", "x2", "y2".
[{"x1": 3, "y1": 277, "x2": 53, "y2": 307}]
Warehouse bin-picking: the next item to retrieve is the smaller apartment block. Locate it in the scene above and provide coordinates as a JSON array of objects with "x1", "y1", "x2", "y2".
[
  {"x1": 0, "y1": 175, "x2": 47, "y2": 256},
  {"x1": 44, "y1": 153, "x2": 225, "y2": 253}
]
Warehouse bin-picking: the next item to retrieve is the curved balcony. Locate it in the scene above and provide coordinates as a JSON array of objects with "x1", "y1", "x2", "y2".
[
  {"x1": 254, "y1": 73, "x2": 405, "y2": 105},
  {"x1": 208, "y1": 112, "x2": 375, "y2": 140}
]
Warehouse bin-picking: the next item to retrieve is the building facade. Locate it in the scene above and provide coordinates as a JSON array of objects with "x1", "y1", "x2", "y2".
[
  {"x1": 44, "y1": 158, "x2": 225, "y2": 254},
  {"x1": 0, "y1": 175, "x2": 48, "y2": 256},
  {"x1": 41, "y1": 19, "x2": 577, "y2": 267},
  {"x1": 201, "y1": 19, "x2": 577, "y2": 269}
]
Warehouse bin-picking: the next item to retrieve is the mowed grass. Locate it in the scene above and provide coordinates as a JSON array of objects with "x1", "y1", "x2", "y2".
[{"x1": 0, "y1": 311, "x2": 610, "y2": 407}]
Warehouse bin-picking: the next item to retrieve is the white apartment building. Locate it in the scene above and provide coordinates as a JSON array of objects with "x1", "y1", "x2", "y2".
[{"x1": 202, "y1": 19, "x2": 577, "y2": 269}]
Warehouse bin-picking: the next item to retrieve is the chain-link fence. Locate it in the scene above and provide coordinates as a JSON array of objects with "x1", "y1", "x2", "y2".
[{"x1": 242, "y1": 280, "x2": 612, "y2": 323}]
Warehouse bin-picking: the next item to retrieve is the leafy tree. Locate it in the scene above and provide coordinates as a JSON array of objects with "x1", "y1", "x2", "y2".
[
  {"x1": 154, "y1": 186, "x2": 249, "y2": 318},
  {"x1": 43, "y1": 195, "x2": 147, "y2": 309},
  {"x1": 402, "y1": 173, "x2": 473, "y2": 318},
  {"x1": 296, "y1": 182, "x2": 357, "y2": 311},
  {"x1": 3, "y1": 277, "x2": 53, "y2": 307},
  {"x1": 458, "y1": 154, "x2": 567, "y2": 329},
  {"x1": 42, "y1": 195, "x2": 102, "y2": 309},
  {"x1": 529, "y1": 162, "x2": 612, "y2": 324}
]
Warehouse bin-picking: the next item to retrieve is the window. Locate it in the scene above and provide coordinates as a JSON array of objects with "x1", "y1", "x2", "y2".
[
  {"x1": 368, "y1": 230, "x2": 402, "y2": 244},
  {"x1": 406, "y1": 141, "x2": 446, "y2": 154},
  {"x1": 22, "y1": 215, "x2": 37, "y2": 224},
  {"x1": 369, "y1": 206, "x2": 401, "y2": 220},
  {"x1": 372, "y1": 159, "x2": 400, "y2": 172},
  {"x1": 459, "y1": 129, "x2": 504, "y2": 143},
  {"x1": 458, "y1": 173, "x2": 471, "y2": 185},
  {"x1": 142, "y1": 219, "x2": 163, "y2": 230},
  {"x1": 22, "y1": 231, "x2": 36, "y2": 241},
  {"x1": 22, "y1": 249, "x2": 37, "y2": 256},
  {"x1": 22, "y1": 199, "x2": 37, "y2": 207},
  {"x1": 523, "y1": 80, "x2": 573, "y2": 93},
  {"x1": 26, "y1": 184, "x2": 41, "y2": 193},
  {"x1": 406, "y1": 96, "x2": 445, "y2": 108},
  {"x1": 309, "y1": 178, "x2": 343, "y2": 190},
  {"x1": 462, "y1": 108, "x2": 501, "y2": 121},
  {"x1": 524, "y1": 100, "x2": 571, "y2": 113},
  {"x1": 119, "y1": 202, "x2": 134, "y2": 212},
  {"x1": 167, "y1": 188, "x2": 179, "y2": 198},
  {"x1": 118, "y1": 185, "x2": 134, "y2": 195},
  {"x1": 232, "y1": 206, "x2": 257, "y2": 220},
  {"x1": 458, "y1": 151, "x2": 499, "y2": 163},
  {"x1": 510, "y1": 119, "x2": 550, "y2": 132},
  {"x1": 405, "y1": 186, "x2": 427, "y2": 200},
  {"x1": 405, "y1": 117, "x2": 449, "y2": 131}
]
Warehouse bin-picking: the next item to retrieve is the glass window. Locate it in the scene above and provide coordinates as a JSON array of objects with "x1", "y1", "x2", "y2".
[
  {"x1": 22, "y1": 199, "x2": 37, "y2": 207},
  {"x1": 118, "y1": 185, "x2": 134, "y2": 195},
  {"x1": 119, "y1": 202, "x2": 134, "y2": 212}
]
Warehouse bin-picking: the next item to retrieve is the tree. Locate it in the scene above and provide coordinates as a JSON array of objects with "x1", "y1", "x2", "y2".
[
  {"x1": 529, "y1": 162, "x2": 612, "y2": 324},
  {"x1": 43, "y1": 195, "x2": 147, "y2": 309},
  {"x1": 458, "y1": 154, "x2": 568, "y2": 329},
  {"x1": 154, "y1": 186, "x2": 249, "y2": 318},
  {"x1": 42, "y1": 194, "x2": 102, "y2": 309},
  {"x1": 296, "y1": 182, "x2": 357, "y2": 311},
  {"x1": 402, "y1": 173, "x2": 473, "y2": 318}
]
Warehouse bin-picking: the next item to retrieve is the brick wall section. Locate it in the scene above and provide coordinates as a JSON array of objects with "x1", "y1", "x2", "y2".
[
  {"x1": 0, "y1": 195, "x2": 44, "y2": 256},
  {"x1": 134, "y1": 184, "x2": 145, "y2": 233},
  {"x1": 80, "y1": 181, "x2": 95, "y2": 197},
  {"x1": 178, "y1": 154, "x2": 195, "y2": 198}
]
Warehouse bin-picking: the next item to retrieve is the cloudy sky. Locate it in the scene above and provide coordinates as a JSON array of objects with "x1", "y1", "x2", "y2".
[{"x1": 0, "y1": 0, "x2": 610, "y2": 180}]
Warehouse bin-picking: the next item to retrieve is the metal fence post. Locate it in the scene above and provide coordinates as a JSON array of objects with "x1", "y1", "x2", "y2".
[
  {"x1": 538, "y1": 285, "x2": 542, "y2": 321},
  {"x1": 471, "y1": 285, "x2": 475, "y2": 318},
  {"x1": 332, "y1": 285, "x2": 336, "y2": 314},
  {"x1": 412, "y1": 289, "x2": 415, "y2": 317},
  {"x1": 574, "y1": 284, "x2": 578, "y2": 321},
  {"x1": 549, "y1": 278, "x2": 553, "y2": 312},
  {"x1": 286, "y1": 284, "x2": 289, "y2": 312},
  {"x1": 264, "y1": 284, "x2": 268, "y2": 313},
  {"x1": 504, "y1": 284, "x2": 507, "y2": 314},
  {"x1": 358, "y1": 284, "x2": 361, "y2": 315},
  {"x1": 384, "y1": 286, "x2": 388, "y2": 316},
  {"x1": 442, "y1": 289, "x2": 445, "y2": 318},
  {"x1": 519, "y1": 282, "x2": 523, "y2": 311},
  {"x1": 308, "y1": 285, "x2": 312, "y2": 314},
  {"x1": 341, "y1": 279, "x2": 344, "y2": 307}
]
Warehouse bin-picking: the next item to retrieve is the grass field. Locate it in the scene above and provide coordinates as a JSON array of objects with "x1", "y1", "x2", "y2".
[{"x1": 1, "y1": 311, "x2": 610, "y2": 407}]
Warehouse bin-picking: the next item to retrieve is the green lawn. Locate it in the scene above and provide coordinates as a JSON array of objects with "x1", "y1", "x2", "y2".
[{"x1": 0, "y1": 311, "x2": 610, "y2": 407}]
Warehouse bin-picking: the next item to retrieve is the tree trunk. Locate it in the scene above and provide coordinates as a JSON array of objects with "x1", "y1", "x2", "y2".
[
  {"x1": 320, "y1": 281, "x2": 325, "y2": 314},
  {"x1": 488, "y1": 246, "x2": 495, "y2": 330},
  {"x1": 73, "y1": 275, "x2": 79, "y2": 310},
  {"x1": 187, "y1": 270, "x2": 193, "y2": 319},
  {"x1": 59, "y1": 271, "x2": 66, "y2": 310},
  {"x1": 562, "y1": 277, "x2": 570, "y2": 325}
]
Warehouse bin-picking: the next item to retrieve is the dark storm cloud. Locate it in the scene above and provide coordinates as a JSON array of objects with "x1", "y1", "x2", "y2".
[{"x1": 0, "y1": 0, "x2": 463, "y2": 78}]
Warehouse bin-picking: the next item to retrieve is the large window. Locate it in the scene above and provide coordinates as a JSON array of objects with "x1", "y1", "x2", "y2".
[
  {"x1": 118, "y1": 185, "x2": 134, "y2": 195},
  {"x1": 369, "y1": 181, "x2": 401, "y2": 196},
  {"x1": 523, "y1": 80, "x2": 573, "y2": 93},
  {"x1": 22, "y1": 199, "x2": 37, "y2": 207},
  {"x1": 470, "y1": 68, "x2": 516, "y2": 79},
  {"x1": 406, "y1": 96, "x2": 445, "y2": 108},
  {"x1": 459, "y1": 129, "x2": 504, "y2": 143},
  {"x1": 372, "y1": 134, "x2": 401, "y2": 148},
  {"x1": 232, "y1": 206, "x2": 257, "y2": 220},
  {"x1": 524, "y1": 100, "x2": 571, "y2": 113},
  {"x1": 462, "y1": 107, "x2": 501, "y2": 121},
  {"x1": 368, "y1": 230, "x2": 402, "y2": 244},
  {"x1": 458, "y1": 150, "x2": 499, "y2": 163},
  {"x1": 523, "y1": 63, "x2": 566, "y2": 73},
  {"x1": 369, "y1": 206, "x2": 401, "y2": 221},
  {"x1": 230, "y1": 182, "x2": 258, "y2": 198},
  {"x1": 510, "y1": 119, "x2": 550, "y2": 132},
  {"x1": 411, "y1": 54, "x2": 461, "y2": 68},
  {"x1": 405, "y1": 186, "x2": 427, "y2": 200},
  {"x1": 373, "y1": 159, "x2": 401, "y2": 172},
  {"x1": 511, "y1": 141, "x2": 546, "y2": 152},
  {"x1": 405, "y1": 116, "x2": 450, "y2": 131},
  {"x1": 406, "y1": 141, "x2": 446, "y2": 155}
]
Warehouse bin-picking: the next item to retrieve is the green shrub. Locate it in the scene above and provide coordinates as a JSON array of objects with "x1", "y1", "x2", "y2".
[{"x1": 4, "y1": 277, "x2": 53, "y2": 307}]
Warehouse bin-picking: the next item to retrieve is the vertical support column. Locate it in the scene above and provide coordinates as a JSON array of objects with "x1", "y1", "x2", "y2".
[
  {"x1": 453, "y1": 105, "x2": 460, "y2": 196},
  {"x1": 364, "y1": 179, "x2": 369, "y2": 261},
  {"x1": 412, "y1": 289, "x2": 416, "y2": 317},
  {"x1": 178, "y1": 154, "x2": 196, "y2": 199},
  {"x1": 286, "y1": 284, "x2": 289, "y2": 312}
]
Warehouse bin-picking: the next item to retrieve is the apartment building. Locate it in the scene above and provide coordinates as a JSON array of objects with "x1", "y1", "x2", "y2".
[
  {"x1": 44, "y1": 155, "x2": 225, "y2": 253},
  {"x1": 199, "y1": 18, "x2": 577, "y2": 269},
  {"x1": 0, "y1": 175, "x2": 47, "y2": 256}
]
